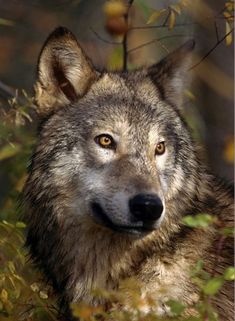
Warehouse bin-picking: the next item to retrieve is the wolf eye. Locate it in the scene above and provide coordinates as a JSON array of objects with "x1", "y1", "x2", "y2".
[
  {"x1": 155, "y1": 142, "x2": 165, "y2": 155},
  {"x1": 95, "y1": 134, "x2": 116, "y2": 149}
]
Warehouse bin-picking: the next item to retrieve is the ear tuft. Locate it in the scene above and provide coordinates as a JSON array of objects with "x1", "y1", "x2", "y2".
[
  {"x1": 35, "y1": 26, "x2": 97, "y2": 116},
  {"x1": 148, "y1": 39, "x2": 195, "y2": 108}
]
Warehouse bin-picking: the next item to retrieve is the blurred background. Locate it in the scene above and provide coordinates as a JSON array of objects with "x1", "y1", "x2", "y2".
[{"x1": 0, "y1": 1, "x2": 233, "y2": 320}]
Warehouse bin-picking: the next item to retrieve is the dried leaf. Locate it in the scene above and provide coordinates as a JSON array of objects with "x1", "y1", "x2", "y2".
[
  {"x1": 39, "y1": 290, "x2": 48, "y2": 299},
  {"x1": 147, "y1": 9, "x2": 166, "y2": 24},
  {"x1": 225, "y1": 21, "x2": 233, "y2": 46},
  {"x1": 184, "y1": 89, "x2": 196, "y2": 100},
  {"x1": 170, "y1": 4, "x2": 181, "y2": 14},
  {"x1": 0, "y1": 144, "x2": 21, "y2": 161},
  {"x1": 0, "y1": 289, "x2": 8, "y2": 303},
  {"x1": 168, "y1": 10, "x2": 176, "y2": 30},
  {"x1": 31, "y1": 283, "x2": 40, "y2": 292}
]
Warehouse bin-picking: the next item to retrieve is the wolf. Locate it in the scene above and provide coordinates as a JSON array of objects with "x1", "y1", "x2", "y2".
[{"x1": 23, "y1": 27, "x2": 234, "y2": 320}]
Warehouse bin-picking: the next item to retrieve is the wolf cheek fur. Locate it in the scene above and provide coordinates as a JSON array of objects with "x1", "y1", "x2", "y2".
[{"x1": 23, "y1": 27, "x2": 234, "y2": 320}]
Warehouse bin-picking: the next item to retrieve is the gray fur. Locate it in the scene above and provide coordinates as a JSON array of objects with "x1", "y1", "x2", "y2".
[{"x1": 23, "y1": 27, "x2": 234, "y2": 320}]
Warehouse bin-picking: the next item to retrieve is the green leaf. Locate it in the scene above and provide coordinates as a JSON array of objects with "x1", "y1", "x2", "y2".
[
  {"x1": 15, "y1": 221, "x2": 26, "y2": 229},
  {"x1": 224, "y1": 267, "x2": 235, "y2": 281},
  {"x1": 167, "y1": 299, "x2": 186, "y2": 316},
  {"x1": 182, "y1": 213, "x2": 215, "y2": 228},
  {"x1": 203, "y1": 277, "x2": 224, "y2": 295},
  {"x1": 221, "y1": 227, "x2": 234, "y2": 236},
  {"x1": 0, "y1": 18, "x2": 14, "y2": 26}
]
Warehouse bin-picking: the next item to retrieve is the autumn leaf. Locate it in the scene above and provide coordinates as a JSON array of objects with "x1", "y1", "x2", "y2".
[
  {"x1": 147, "y1": 9, "x2": 166, "y2": 24},
  {"x1": 168, "y1": 10, "x2": 176, "y2": 30},
  {"x1": 0, "y1": 143, "x2": 21, "y2": 161},
  {"x1": 225, "y1": 21, "x2": 233, "y2": 46}
]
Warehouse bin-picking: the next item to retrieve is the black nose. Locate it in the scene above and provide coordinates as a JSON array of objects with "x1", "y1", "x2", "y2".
[{"x1": 129, "y1": 194, "x2": 163, "y2": 222}]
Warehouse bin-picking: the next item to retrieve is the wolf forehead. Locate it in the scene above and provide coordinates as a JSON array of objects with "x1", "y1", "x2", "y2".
[
  {"x1": 43, "y1": 72, "x2": 182, "y2": 139},
  {"x1": 35, "y1": 26, "x2": 194, "y2": 149}
]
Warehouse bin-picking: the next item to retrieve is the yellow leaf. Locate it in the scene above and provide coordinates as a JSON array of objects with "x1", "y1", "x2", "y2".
[
  {"x1": 184, "y1": 89, "x2": 196, "y2": 100},
  {"x1": 30, "y1": 283, "x2": 40, "y2": 292},
  {"x1": 225, "y1": 22, "x2": 233, "y2": 46},
  {"x1": 223, "y1": 138, "x2": 234, "y2": 163},
  {"x1": 0, "y1": 18, "x2": 14, "y2": 26},
  {"x1": 179, "y1": 0, "x2": 190, "y2": 8},
  {"x1": 7, "y1": 261, "x2": 15, "y2": 273},
  {"x1": 225, "y1": 2, "x2": 234, "y2": 11},
  {"x1": 224, "y1": 11, "x2": 234, "y2": 22},
  {"x1": 0, "y1": 144, "x2": 21, "y2": 161},
  {"x1": 147, "y1": 9, "x2": 166, "y2": 24},
  {"x1": 170, "y1": 4, "x2": 181, "y2": 14},
  {"x1": 0, "y1": 289, "x2": 8, "y2": 303},
  {"x1": 15, "y1": 174, "x2": 27, "y2": 192},
  {"x1": 39, "y1": 290, "x2": 48, "y2": 299},
  {"x1": 168, "y1": 10, "x2": 176, "y2": 30}
]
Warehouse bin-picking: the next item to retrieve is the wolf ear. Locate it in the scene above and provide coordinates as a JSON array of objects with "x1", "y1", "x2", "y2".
[
  {"x1": 35, "y1": 27, "x2": 97, "y2": 116},
  {"x1": 148, "y1": 40, "x2": 195, "y2": 108}
]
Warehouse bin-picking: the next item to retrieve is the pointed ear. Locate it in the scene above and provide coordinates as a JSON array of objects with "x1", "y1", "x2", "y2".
[
  {"x1": 148, "y1": 40, "x2": 195, "y2": 108},
  {"x1": 35, "y1": 27, "x2": 97, "y2": 116}
]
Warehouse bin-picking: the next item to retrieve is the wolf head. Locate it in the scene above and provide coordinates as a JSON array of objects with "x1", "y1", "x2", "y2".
[{"x1": 25, "y1": 27, "x2": 198, "y2": 238}]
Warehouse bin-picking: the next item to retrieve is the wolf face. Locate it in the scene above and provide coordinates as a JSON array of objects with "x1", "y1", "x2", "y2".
[
  {"x1": 27, "y1": 27, "x2": 197, "y2": 238},
  {"x1": 23, "y1": 27, "x2": 234, "y2": 321}
]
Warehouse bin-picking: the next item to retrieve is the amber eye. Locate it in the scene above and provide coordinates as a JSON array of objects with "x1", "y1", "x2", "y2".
[
  {"x1": 95, "y1": 134, "x2": 116, "y2": 149},
  {"x1": 155, "y1": 142, "x2": 165, "y2": 155}
]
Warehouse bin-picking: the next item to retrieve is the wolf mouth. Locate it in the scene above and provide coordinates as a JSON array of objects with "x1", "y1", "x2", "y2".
[{"x1": 91, "y1": 202, "x2": 155, "y2": 235}]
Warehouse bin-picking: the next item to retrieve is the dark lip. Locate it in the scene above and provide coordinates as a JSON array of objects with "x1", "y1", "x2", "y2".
[{"x1": 91, "y1": 202, "x2": 155, "y2": 236}]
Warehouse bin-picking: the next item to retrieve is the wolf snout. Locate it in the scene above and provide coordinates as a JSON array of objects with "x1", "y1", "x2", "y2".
[{"x1": 129, "y1": 194, "x2": 163, "y2": 222}]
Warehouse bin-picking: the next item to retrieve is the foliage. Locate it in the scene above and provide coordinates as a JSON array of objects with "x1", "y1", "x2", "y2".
[
  {"x1": 70, "y1": 214, "x2": 234, "y2": 321},
  {"x1": 0, "y1": 0, "x2": 234, "y2": 320}
]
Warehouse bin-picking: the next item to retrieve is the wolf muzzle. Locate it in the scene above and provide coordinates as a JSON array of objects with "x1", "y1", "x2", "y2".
[{"x1": 91, "y1": 193, "x2": 163, "y2": 235}]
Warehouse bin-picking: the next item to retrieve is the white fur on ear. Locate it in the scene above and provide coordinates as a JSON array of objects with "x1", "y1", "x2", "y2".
[
  {"x1": 35, "y1": 27, "x2": 97, "y2": 116},
  {"x1": 148, "y1": 40, "x2": 195, "y2": 108}
]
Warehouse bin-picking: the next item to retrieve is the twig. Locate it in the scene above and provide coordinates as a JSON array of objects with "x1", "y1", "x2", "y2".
[
  {"x1": 127, "y1": 34, "x2": 187, "y2": 54},
  {"x1": 129, "y1": 22, "x2": 196, "y2": 30},
  {"x1": 214, "y1": 21, "x2": 219, "y2": 42},
  {"x1": 90, "y1": 28, "x2": 121, "y2": 45},
  {"x1": 190, "y1": 28, "x2": 234, "y2": 70},
  {"x1": 122, "y1": 0, "x2": 134, "y2": 71},
  {"x1": 162, "y1": 9, "x2": 171, "y2": 27}
]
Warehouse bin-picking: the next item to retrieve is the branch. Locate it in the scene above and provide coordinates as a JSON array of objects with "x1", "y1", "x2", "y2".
[
  {"x1": 122, "y1": 0, "x2": 134, "y2": 71},
  {"x1": 129, "y1": 22, "x2": 196, "y2": 31},
  {"x1": 190, "y1": 28, "x2": 234, "y2": 70},
  {"x1": 214, "y1": 21, "x2": 219, "y2": 42},
  {"x1": 127, "y1": 34, "x2": 188, "y2": 54},
  {"x1": 90, "y1": 28, "x2": 121, "y2": 45}
]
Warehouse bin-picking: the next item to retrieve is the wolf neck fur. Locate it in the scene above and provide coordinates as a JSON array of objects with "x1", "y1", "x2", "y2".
[{"x1": 65, "y1": 214, "x2": 182, "y2": 304}]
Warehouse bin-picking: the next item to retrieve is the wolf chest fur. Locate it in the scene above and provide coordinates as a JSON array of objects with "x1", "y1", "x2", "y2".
[{"x1": 23, "y1": 27, "x2": 234, "y2": 320}]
